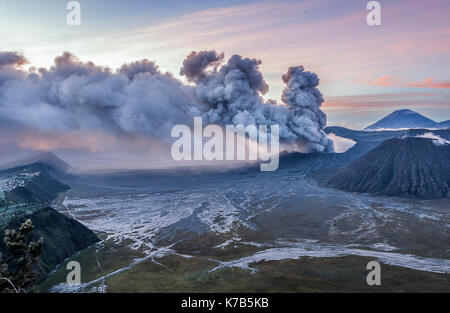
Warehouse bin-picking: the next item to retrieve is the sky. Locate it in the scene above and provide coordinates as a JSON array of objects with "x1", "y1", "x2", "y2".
[{"x1": 0, "y1": 0, "x2": 449, "y2": 168}]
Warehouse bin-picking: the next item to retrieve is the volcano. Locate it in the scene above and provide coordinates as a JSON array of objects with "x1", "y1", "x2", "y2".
[
  {"x1": 323, "y1": 137, "x2": 450, "y2": 199},
  {"x1": 364, "y1": 109, "x2": 437, "y2": 130}
]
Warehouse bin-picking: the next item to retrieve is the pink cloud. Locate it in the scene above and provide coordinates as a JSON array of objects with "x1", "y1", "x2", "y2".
[
  {"x1": 358, "y1": 75, "x2": 450, "y2": 89},
  {"x1": 407, "y1": 77, "x2": 450, "y2": 89},
  {"x1": 357, "y1": 75, "x2": 400, "y2": 87}
]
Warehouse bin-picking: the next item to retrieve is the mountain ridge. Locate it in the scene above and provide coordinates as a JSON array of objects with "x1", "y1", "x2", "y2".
[{"x1": 0, "y1": 151, "x2": 72, "y2": 175}]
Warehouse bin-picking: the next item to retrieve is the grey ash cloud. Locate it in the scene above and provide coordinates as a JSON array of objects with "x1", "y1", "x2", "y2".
[
  {"x1": 180, "y1": 50, "x2": 224, "y2": 83},
  {"x1": 180, "y1": 51, "x2": 333, "y2": 152},
  {"x1": 0, "y1": 51, "x2": 195, "y2": 141},
  {"x1": 0, "y1": 50, "x2": 334, "y2": 154},
  {"x1": 0, "y1": 51, "x2": 28, "y2": 67}
]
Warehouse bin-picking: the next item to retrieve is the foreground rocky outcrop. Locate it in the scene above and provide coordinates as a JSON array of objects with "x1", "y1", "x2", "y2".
[
  {"x1": 0, "y1": 206, "x2": 99, "y2": 279},
  {"x1": 322, "y1": 137, "x2": 450, "y2": 199}
]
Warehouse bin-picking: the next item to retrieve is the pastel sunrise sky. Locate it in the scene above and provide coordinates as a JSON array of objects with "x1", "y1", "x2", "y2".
[{"x1": 0, "y1": 0, "x2": 449, "y2": 129}]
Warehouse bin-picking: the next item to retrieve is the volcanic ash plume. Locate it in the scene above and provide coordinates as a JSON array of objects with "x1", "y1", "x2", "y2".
[
  {"x1": 0, "y1": 51, "x2": 28, "y2": 67},
  {"x1": 180, "y1": 51, "x2": 334, "y2": 152},
  {"x1": 0, "y1": 50, "x2": 334, "y2": 154},
  {"x1": 0, "y1": 51, "x2": 196, "y2": 142},
  {"x1": 281, "y1": 66, "x2": 333, "y2": 152}
]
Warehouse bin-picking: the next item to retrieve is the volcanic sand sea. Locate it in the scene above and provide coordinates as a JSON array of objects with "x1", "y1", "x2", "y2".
[{"x1": 39, "y1": 169, "x2": 450, "y2": 292}]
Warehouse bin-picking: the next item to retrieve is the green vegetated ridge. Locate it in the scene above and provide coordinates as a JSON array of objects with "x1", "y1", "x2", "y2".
[{"x1": 0, "y1": 162, "x2": 99, "y2": 281}]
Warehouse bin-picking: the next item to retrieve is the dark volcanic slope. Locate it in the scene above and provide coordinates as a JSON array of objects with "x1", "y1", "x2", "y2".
[
  {"x1": 323, "y1": 137, "x2": 450, "y2": 199},
  {"x1": 0, "y1": 207, "x2": 99, "y2": 279}
]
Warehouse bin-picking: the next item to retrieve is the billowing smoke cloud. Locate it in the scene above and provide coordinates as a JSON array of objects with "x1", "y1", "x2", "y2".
[
  {"x1": 180, "y1": 51, "x2": 333, "y2": 152},
  {"x1": 0, "y1": 51, "x2": 29, "y2": 84},
  {"x1": 0, "y1": 51, "x2": 196, "y2": 142},
  {"x1": 180, "y1": 50, "x2": 224, "y2": 82},
  {"x1": 0, "y1": 50, "x2": 333, "y2": 158},
  {"x1": 0, "y1": 51, "x2": 28, "y2": 67}
]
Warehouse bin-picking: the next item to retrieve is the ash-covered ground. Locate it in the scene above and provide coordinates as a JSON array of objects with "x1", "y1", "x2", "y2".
[{"x1": 41, "y1": 165, "x2": 450, "y2": 293}]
